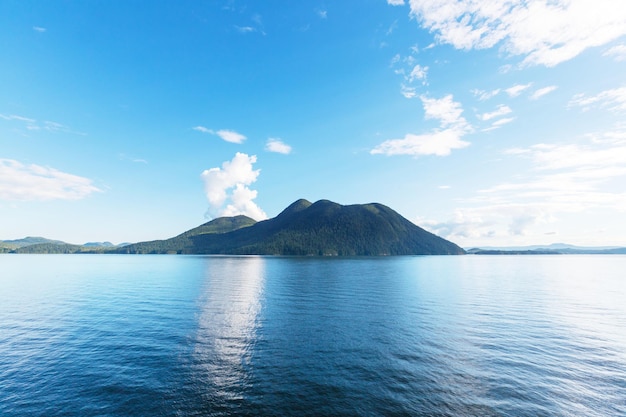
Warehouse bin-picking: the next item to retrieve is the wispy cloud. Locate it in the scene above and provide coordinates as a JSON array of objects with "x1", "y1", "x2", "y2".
[
  {"x1": 491, "y1": 117, "x2": 515, "y2": 127},
  {"x1": 265, "y1": 138, "x2": 292, "y2": 154},
  {"x1": 530, "y1": 86, "x2": 558, "y2": 100},
  {"x1": 371, "y1": 95, "x2": 471, "y2": 156},
  {"x1": 408, "y1": 64, "x2": 428, "y2": 84},
  {"x1": 603, "y1": 44, "x2": 626, "y2": 61},
  {"x1": 235, "y1": 26, "x2": 256, "y2": 33},
  {"x1": 405, "y1": 0, "x2": 626, "y2": 67},
  {"x1": 32, "y1": 26, "x2": 46, "y2": 33},
  {"x1": 471, "y1": 88, "x2": 501, "y2": 101},
  {"x1": 472, "y1": 83, "x2": 533, "y2": 100},
  {"x1": 316, "y1": 9, "x2": 328, "y2": 19},
  {"x1": 505, "y1": 83, "x2": 533, "y2": 98},
  {"x1": 400, "y1": 84, "x2": 417, "y2": 99},
  {"x1": 193, "y1": 126, "x2": 247, "y2": 143},
  {"x1": 569, "y1": 87, "x2": 626, "y2": 113},
  {"x1": 0, "y1": 159, "x2": 101, "y2": 201},
  {"x1": 387, "y1": 0, "x2": 405, "y2": 5},
  {"x1": 192, "y1": 126, "x2": 212, "y2": 133},
  {"x1": 0, "y1": 113, "x2": 85, "y2": 135},
  {"x1": 390, "y1": 45, "x2": 428, "y2": 97},
  {"x1": 479, "y1": 104, "x2": 512, "y2": 121},
  {"x1": 0, "y1": 114, "x2": 36, "y2": 123},
  {"x1": 119, "y1": 154, "x2": 148, "y2": 164},
  {"x1": 234, "y1": 14, "x2": 266, "y2": 35},
  {"x1": 200, "y1": 153, "x2": 267, "y2": 220},
  {"x1": 425, "y1": 127, "x2": 626, "y2": 244}
]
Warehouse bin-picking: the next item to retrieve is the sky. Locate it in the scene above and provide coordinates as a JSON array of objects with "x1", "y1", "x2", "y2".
[{"x1": 1, "y1": 0, "x2": 626, "y2": 247}]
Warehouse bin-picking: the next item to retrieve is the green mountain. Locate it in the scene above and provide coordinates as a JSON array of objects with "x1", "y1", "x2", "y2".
[
  {"x1": 118, "y1": 199, "x2": 465, "y2": 256},
  {"x1": 116, "y1": 215, "x2": 257, "y2": 254},
  {"x1": 1, "y1": 236, "x2": 66, "y2": 248},
  {"x1": 12, "y1": 243, "x2": 92, "y2": 254},
  {"x1": 2, "y1": 237, "x2": 130, "y2": 254}
]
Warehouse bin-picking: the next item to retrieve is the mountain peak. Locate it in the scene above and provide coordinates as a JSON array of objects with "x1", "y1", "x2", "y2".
[{"x1": 276, "y1": 198, "x2": 312, "y2": 218}]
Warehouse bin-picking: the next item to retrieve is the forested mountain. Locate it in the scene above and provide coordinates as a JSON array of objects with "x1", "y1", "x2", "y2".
[{"x1": 118, "y1": 199, "x2": 465, "y2": 256}]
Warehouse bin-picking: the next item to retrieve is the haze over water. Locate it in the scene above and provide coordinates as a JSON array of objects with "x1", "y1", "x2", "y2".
[{"x1": 1, "y1": 255, "x2": 625, "y2": 416}]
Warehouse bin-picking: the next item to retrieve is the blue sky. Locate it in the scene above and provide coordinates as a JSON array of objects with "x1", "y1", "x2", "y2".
[{"x1": 1, "y1": 0, "x2": 626, "y2": 247}]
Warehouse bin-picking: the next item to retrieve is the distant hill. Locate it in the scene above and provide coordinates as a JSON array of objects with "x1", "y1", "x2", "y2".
[
  {"x1": 1, "y1": 236, "x2": 66, "y2": 248},
  {"x1": 467, "y1": 244, "x2": 626, "y2": 255},
  {"x1": 12, "y1": 243, "x2": 93, "y2": 254},
  {"x1": 117, "y1": 199, "x2": 465, "y2": 256},
  {"x1": 1, "y1": 238, "x2": 129, "y2": 254},
  {"x1": 83, "y1": 241, "x2": 116, "y2": 247}
]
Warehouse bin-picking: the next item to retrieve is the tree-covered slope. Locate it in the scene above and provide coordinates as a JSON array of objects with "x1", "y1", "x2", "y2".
[
  {"x1": 120, "y1": 199, "x2": 465, "y2": 255},
  {"x1": 118, "y1": 215, "x2": 257, "y2": 254}
]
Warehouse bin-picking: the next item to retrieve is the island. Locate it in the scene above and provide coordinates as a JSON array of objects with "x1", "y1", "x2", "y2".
[{"x1": 4, "y1": 199, "x2": 465, "y2": 256}]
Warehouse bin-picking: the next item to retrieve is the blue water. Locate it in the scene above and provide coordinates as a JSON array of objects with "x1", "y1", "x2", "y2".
[{"x1": 1, "y1": 255, "x2": 625, "y2": 416}]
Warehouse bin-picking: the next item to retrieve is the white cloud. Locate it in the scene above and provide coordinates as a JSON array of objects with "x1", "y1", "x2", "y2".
[
  {"x1": 235, "y1": 26, "x2": 256, "y2": 33},
  {"x1": 408, "y1": 64, "x2": 428, "y2": 84},
  {"x1": 192, "y1": 126, "x2": 212, "y2": 133},
  {"x1": 401, "y1": 84, "x2": 417, "y2": 98},
  {"x1": 0, "y1": 159, "x2": 101, "y2": 201},
  {"x1": 473, "y1": 83, "x2": 539, "y2": 101},
  {"x1": 371, "y1": 129, "x2": 470, "y2": 157},
  {"x1": 480, "y1": 104, "x2": 512, "y2": 121},
  {"x1": 0, "y1": 114, "x2": 36, "y2": 123},
  {"x1": 316, "y1": 9, "x2": 328, "y2": 19},
  {"x1": 491, "y1": 117, "x2": 516, "y2": 127},
  {"x1": 421, "y1": 94, "x2": 467, "y2": 127},
  {"x1": 388, "y1": 0, "x2": 405, "y2": 5},
  {"x1": 530, "y1": 85, "x2": 558, "y2": 100},
  {"x1": 569, "y1": 87, "x2": 626, "y2": 113},
  {"x1": 406, "y1": 0, "x2": 626, "y2": 67},
  {"x1": 391, "y1": 47, "x2": 427, "y2": 97},
  {"x1": 386, "y1": 20, "x2": 399, "y2": 36},
  {"x1": 372, "y1": 94, "x2": 471, "y2": 157},
  {"x1": 471, "y1": 88, "x2": 501, "y2": 101},
  {"x1": 483, "y1": 117, "x2": 516, "y2": 131},
  {"x1": 119, "y1": 154, "x2": 148, "y2": 164},
  {"x1": 33, "y1": 26, "x2": 46, "y2": 32},
  {"x1": 603, "y1": 44, "x2": 626, "y2": 61},
  {"x1": 215, "y1": 129, "x2": 246, "y2": 143},
  {"x1": 505, "y1": 83, "x2": 532, "y2": 97},
  {"x1": 1, "y1": 114, "x2": 85, "y2": 135},
  {"x1": 200, "y1": 153, "x2": 267, "y2": 220},
  {"x1": 193, "y1": 127, "x2": 247, "y2": 143},
  {"x1": 429, "y1": 130, "x2": 626, "y2": 244},
  {"x1": 265, "y1": 138, "x2": 292, "y2": 154}
]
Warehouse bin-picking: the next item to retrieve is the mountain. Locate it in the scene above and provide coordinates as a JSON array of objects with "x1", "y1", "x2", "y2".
[
  {"x1": 12, "y1": 243, "x2": 90, "y2": 254},
  {"x1": 115, "y1": 215, "x2": 257, "y2": 254},
  {"x1": 118, "y1": 199, "x2": 465, "y2": 256},
  {"x1": 1, "y1": 236, "x2": 66, "y2": 248},
  {"x1": 1, "y1": 238, "x2": 131, "y2": 254},
  {"x1": 83, "y1": 241, "x2": 116, "y2": 247}
]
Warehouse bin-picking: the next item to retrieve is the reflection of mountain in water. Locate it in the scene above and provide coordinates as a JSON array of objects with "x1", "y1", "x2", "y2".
[{"x1": 189, "y1": 257, "x2": 265, "y2": 407}]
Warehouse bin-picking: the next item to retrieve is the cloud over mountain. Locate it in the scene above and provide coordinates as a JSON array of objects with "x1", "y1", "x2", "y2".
[{"x1": 201, "y1": 153, "x2": 267, "y2": 221}]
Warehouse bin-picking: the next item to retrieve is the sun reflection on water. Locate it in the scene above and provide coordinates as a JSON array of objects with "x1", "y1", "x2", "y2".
[{"x1": 189, "y1": 256, "x2": 266, "y2": 403}]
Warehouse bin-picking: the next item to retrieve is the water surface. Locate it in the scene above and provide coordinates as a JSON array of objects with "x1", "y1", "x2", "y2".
[{"x1": 1, "y1": 255, "x2": 625, "y2": 416}]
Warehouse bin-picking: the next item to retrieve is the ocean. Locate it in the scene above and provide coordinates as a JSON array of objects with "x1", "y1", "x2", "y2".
[{"x1": 1, "y1": 254, "x2": 625, "y2": 416}]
